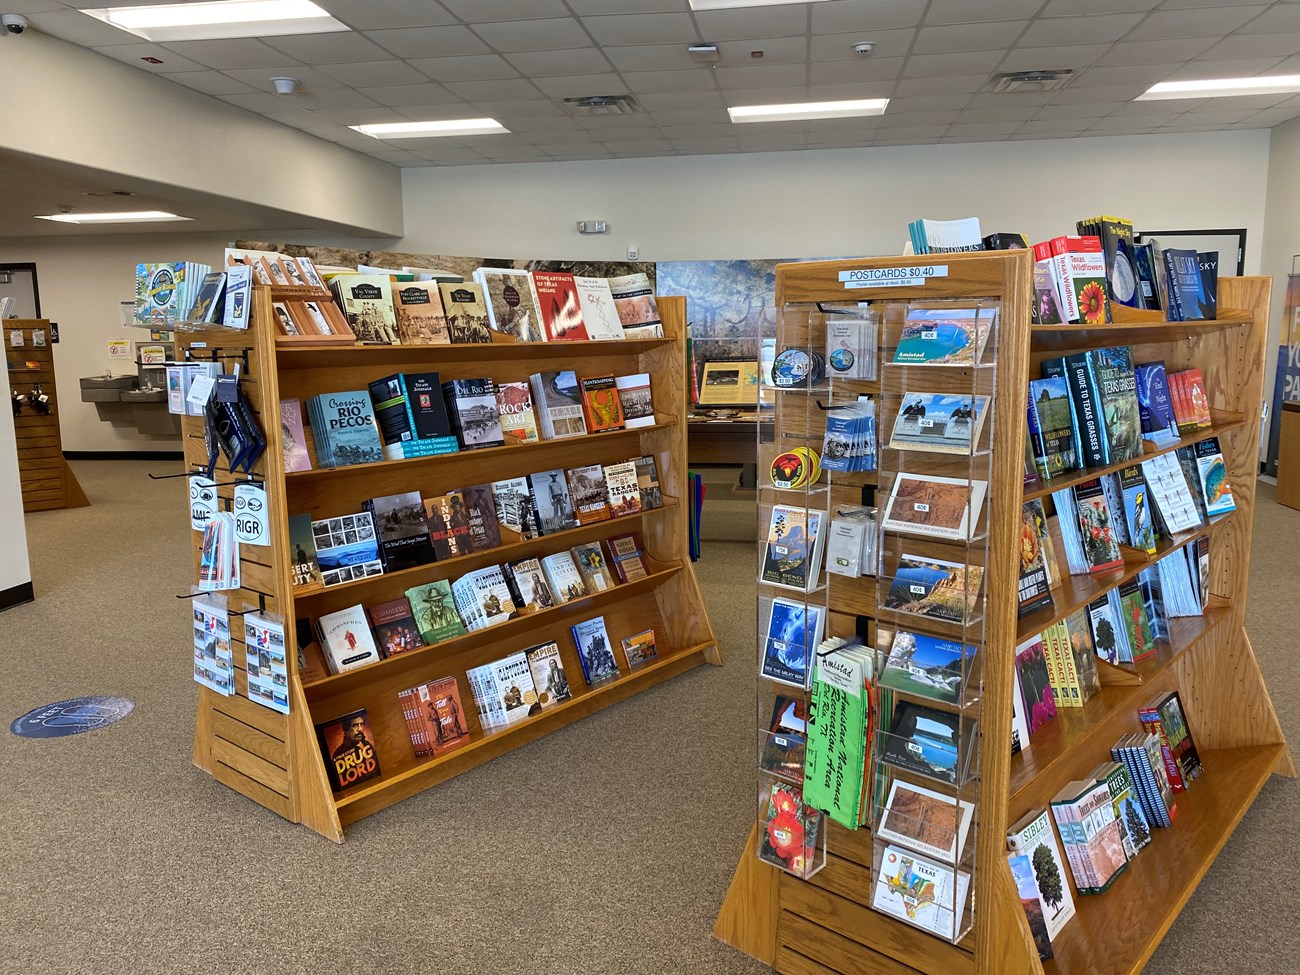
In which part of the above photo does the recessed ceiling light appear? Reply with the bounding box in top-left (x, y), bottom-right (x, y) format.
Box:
top-left (728, 98), bottom-right (889, 123)
top-left (82, 1), bottom-right (346, 42)
top-left (35, 211), bottom-right (193, 224)
top-left (1138, 75), bottom-right (1300, 100)
top-left (349, 118), bottom-right (510, 139)
top-left (689, 0), bottom-right (831, 9)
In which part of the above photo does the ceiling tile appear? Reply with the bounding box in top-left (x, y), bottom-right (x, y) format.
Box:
top-left (364, 26), bottom-right (490, 59)
top-left (1018, 14), bottom-right (1146, 47)
top-left (878, 110), bottom-right (962, 128)
top-left (1041, 0), bottom-right (1160, 13)
top-left (358, 83), bottom-right (465, 107)
top-left (441, 0), bottom-right (570, 21)
top-left (1240, 5), bottom-right (1300, 33)
top-left (903, 50), bottom-right (1005, 79)
top-left (952, 106), bottom-right (1035, 123)
top-left (1242, 107), bottom-right (1300, 125)
top-left (393, 102), bottom-right (479, 119)
top-left (1017, 117), bottom-right (1103, 134)
top-left (471, 17), bottom-right (591, 52)
top-left (604, 43), bottom-right (693, 72)
top-left (619, 68), bottom-right (719, 93)
top-left (735, 130), bottom-right (809, 147)
top-left (1163, 108), bottom-right (1259, 125)
top-left (892, 74), bottom-right (991, 98)
top-left (813, 0), bottom-right (928, 33)
top-left (1266, 53), bottom-right (1300, 74)
top-left (443, 78), bottom-right (546, 101)
top-left (1200, 33), bottom-right (1300, 60)
top-left (409, 146), bottom-right (488, 162)
top-left (1184, 92), bottom-right (1292, 111)
top-left (593, 126), bottom-right (669, 143)
top-left (221, 65), bottom-right (349, 91)
top-left (313, 105), bottom-right (408, 124)
top-left (809, 57), bottom-right (906, 85)
top-left (1087, 115), bottom-right (1180, 131)
top-left (804, 81), bottom-right (895, 101)
top-left (1110, 96), bottom-right (1210, 115)
top-left (316, 0), bottom-right (457, 30)
top-left (1126, 6), bottom-right (1269, 41)
top-left (912, 21), bottom-right (1027, 55)
top-left (531, 73), bottom-right (629, 98)
top-left (92, 43), bottom-right (207, 74)
top-left (1, 0), bottom-right (64, 11)
top-left (406, 55), bottom-right (519, 82)
top-left (996, 44), bottom-right (1111, 72)
top-left (652, 108), bottom-right (730, 125)
top-left (1097, 38), bottom-right (1218, 65)
top-left (1168, 57), bottom-right (1285, 76)
top-left (473, 98), bottom-right (568, 118)
top-left (218, 89), bottom-right (380, 114)
top-left (670, 138), bottom-right (741, 152)
top-left (715, 63), bottom-right (808, 90)
top-left (1050, 84), bottom-right (1149, 103)
top-left (26, 9), bottom-right (142, 45)
top-left (516, 130), bottom-right (599, 146)
top-left (504, 48), bottom-right (614, 77)
top-left (316, 60), bottom-right (428, 87)
top-left (262, 31), bottom-right (392, 64)
top-left (965, 90), bottom-right (1055, 106)
top-left (496, 114), bottom-right (583, 132)
top-left (156, 38), bottom-right (287, 70)
top-left (716, 37), bottom-right (809, 67)
top-left (260, 108), bottom-right (331, 128)
top-left (163, 71), bottom-right (259, 97)
top-left (633, 91), bottom-right (725, 112)
top-left (945, 120), bottom-right (1021, 136)
top-left (567, 0), bottom-right (686, 13)
top-left (660, 123), bottom-right (738, 140)
top-left (809, 28), bottom-right (916, 61)
top-left (582, 12), bottom-right (698, 46)
top-left (1161, 0), bottom-right (1286, 6)
top-left (1033, 101), bottom-right (1124, 118)
top-left (887, 94), bottom-right (974, 112)
top-left (1070, 63), bottom-right (1182, 88)
top-left (925, 0), bottom-right (1049, 24)
top-left (726, 85), bottom-right (821, 106)
top-left (576, 113), bottom-right (657, 129)
top-left (692, 6), bottom-right (809, 40)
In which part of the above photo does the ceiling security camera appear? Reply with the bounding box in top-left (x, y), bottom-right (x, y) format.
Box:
top-left (853, 42), bottom-right (874, 56)
top-left (2, 14), bottom-right (29, 34)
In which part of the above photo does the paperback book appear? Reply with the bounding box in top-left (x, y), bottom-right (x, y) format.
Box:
top-left (424, 493), bottom-right (474, 560)
top-left (311, 513), bottom-right (383, 587)
top-left (307, 390), bottom-right (384, 469)
top-left (603, 459), bottom-right (643, 519)
top-left (288, 513), bottom-right (321, 588)
top-left (529, 469), bottom-right (579, 534)
top-left (608, 272), bottom-right (664, 338)
top-left (443, 378), bottom-right (505, 450)
top-left (530, 370), bottom-right (588, 439)
top-left (405, 580), bottom-right (468, 646)
top-left (573, 275), bottom-right (625, 340)
top-left (368, 598), bottom-right (421, 657)
top-left (473, 267), bottom-right (544, 343)
top-left (616, 373), bottom-right (655, 428)
top-left (526, 641), bottom-right (572, 708)
top-left (1015, 636), bottom-right (1058, 735)
top-left (280, 399), bottom-right (312, 473)
top-left (328, 275), bottom-right (398, 344)
top-left (579, 374), bottom-right (625, 432)
top-left (620, 628), bottom-right (657, 669)
top-left (495, 380), bottom-right (540, 445)
top-left (362, 491), bottom-right (434, 572)
top-left (316, 709), bottom-right (381, 793)
top-left (532, 271), bottom-right (590, 341)
top-left (461, 483), bottom-right (501, 550)
top-left (567, 464), bottom-right (611, 524)
top-left (1193, 436), bottom-right (1235, 516)
top-left (634, 455), bottom-right (662, 510)
top-left (572, 616), bottom-right (620, 686)
top-left (392, 282), bottom-right (450, 344)
top-left (316, 604), bottom-right (382, 673)
top-left (1006, 808), bottom-right (1077, 941)
top-left (438, 282), bottom-right (491, 344)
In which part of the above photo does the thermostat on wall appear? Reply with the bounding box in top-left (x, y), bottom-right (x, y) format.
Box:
top-left (576, 220), bottom-right (608, 234)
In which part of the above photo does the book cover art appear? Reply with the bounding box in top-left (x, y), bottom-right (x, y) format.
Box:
top-left (893, 307), bottom-right (991, 366)
top-left (572, 541), bottom-right (617, 593)
top-left (602, 459), bottom-right (643, 520)
top-left (1101, 762), bottom-right (1152, 858)
top-left (1193, 437), bottom-right (1235, 516)
top-left (1120, 466), bottom-right (1156, 555)
top-left (880, 630), bottom-right (977, 706)
top-left (615, 373), bottom-right (655, 428)
top-left (295, 617), bottom-right (329, 685)
top-left (760, 505), bottom-right (820, 591)
top-left (474, 267), bottom-right (545, 342)
top-left (452, 567), bottom-right (515, 631)
top-left (532, 370), bottom-right (588, 438)
top-left (608, 272), bottom-right (663, 338)
top-left (567, 464), bottom-right (611, 524)
top-left (438, 282), bottom-right (491, 343)
top-left (879, 779), bottom-right (975, 863)
top-left (1032, 258), bottom-right (1065, 325)
top-left (1063, 609), bottom-right (1101, 704)
top-left (604, 533), bottom-right (649, 582)
top-left (1091, 346), bottom-right (1143, 464)
top-left (881, 473), bottom-right (987, 541)
top-left (316, 709), bottom-right (381, 792)
top-left (574, 275), bottom-right (625, 340)
top-left (889, 392), bottom-right (989, 455)
top-left (1167, 249), bottom-right (1209, 321)
top-left (444, 378), bottom-right (505, 450)
top-left (221, 264), bottom-right (252, 329)
top-left (314, 605), bottom-right (380, 677)
top-left (288, 513), bottom-right (321, 589)
top-left (402, 372), bottom-right (456, 444)
top-left (634, 455), bottom-right (662, 510)
top-left (541, 551), bottom-right (588, 603)
top-left (760, 694), bottom-right (807, 781)
top-left (620, 628), bottom-right (657, 669)
top-left (532, 271), bottom-right (591, 341)
top-left (1015, 637), bottom-right (1057, 734)
top-left (492, 476), bottom-right (540, 539)
top-left (1026, 377), bottom-right (1078, 479)
top-left (529, 469), bottom-right (579, 534)
top-left (368, 598), bottom-right (421, 657)
top-left (365, 491), bottom-right (434, 572)
top-left (405, 580), bottom-right (467, 646)
top-left (392, 282), bottom-right (450, 344)
top-left (495, 380), bottom-right (540, 445)
top-left (572, 616), bottom-right (620, 686)
top-left (188, 271), bottom-right (225, 324)
top-left (1197, 251), bottom-right (1219, 320)
top-left (579, 374), bottom-right (625, 432)
top-left (483, 651), bottom-right (540, 724)
top-left (1063, 236), bottom-right (1110, 324)
top-left (419, 677), bottom-right (470, 753)
top-left (1006, 808), bottom-right (1076, 940)
top-left (1018, 502), bottom-right (1054, 618)
top-left (311, 512), bottom-right (384, 587)
top-left (460, 483), bottom-right (501, 550)
top-left (526, 641), bottom-right (572, 708)
top-left (884, 555), bottom-right (985, 624)
top-left (1010, 853), bottom-right (1054, 961)
top-left (1154, 691), bottom-right (1204, 784)
top-left (761, 597), bottom-right (825, 688)
top-left (1087, 595), bottom-right (1126, 666)
top-left (1072, 479), bottom-right (1123, 572)
top-left (1119, 579), bottom-right (1156, 662)
top-left (424, 493), bottom-right (474, 560)
top-left (329, 275), bottom-right (398, 344)
top-left (1134, 361), bottom-right (1179, 444)
top-left (506, 555), bottom-right (555, 612)
top-left (308, 390), bottom-right (384, 469)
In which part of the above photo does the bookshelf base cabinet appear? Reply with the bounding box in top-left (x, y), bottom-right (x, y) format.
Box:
top-left (713, 257), bottom-right (1292, 975)
top-left (181, 289), bottom-right (717, 842)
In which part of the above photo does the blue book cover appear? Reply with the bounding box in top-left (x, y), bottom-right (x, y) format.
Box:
top-left (1193, 437), bottom-right (1236, 516)
top-left (308, 390), bottom-right (384, 469)
top-left (1197, 251), bottom-right (1219, 320)
top-left (1167, 249), bottom-right (1209, 321)
top-left (880, 630), bottom-right (977, 705)
top-left (1063, 353), bottom-right (1108, 467)
top-left (571, 616), bottom-right (620, 686)
top-left (1134, 362), bottom-right (1179, 445)
top-left (760, 597), bottom-right (825, 688)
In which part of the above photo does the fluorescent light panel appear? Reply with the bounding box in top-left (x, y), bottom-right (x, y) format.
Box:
top-left (83, 1), bottom-right (347, 42)
top-left (1138, 74), bottom-right (1300, 100)
top-left (350, 118), bottom-right (510, 139)
top-left (35, 211), bottom-right (193, 224)
top-left (690, 0), bottom-right (831, 9)
top-left (729, 98), bottom-right (889, 123)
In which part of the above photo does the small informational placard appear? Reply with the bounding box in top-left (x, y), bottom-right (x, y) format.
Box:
top-left (107, 336), bottom-right (132, 359)
top-left (139, 344), bottom-right (166, 365)
top-left (839, 266), bottom-right (949, 289)
top-left (244, 613), bottom-right (289, 713)
top-left (233, 482), bottom-right (269, 546)
top-left (186, 374), bottom-right (216, 409)
top-left (189, 475), bottom-right (218, 531)
top-left (193, 594), bottom-right (234, 697)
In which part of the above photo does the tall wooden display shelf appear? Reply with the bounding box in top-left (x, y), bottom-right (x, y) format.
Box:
top-left (178, 286), bottom-right (718, 842)
top-left (714, 252), bottom-right (1293, 975)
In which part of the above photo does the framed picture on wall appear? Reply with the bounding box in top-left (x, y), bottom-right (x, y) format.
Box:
top-left (697, 357), bottom-right (760, 407)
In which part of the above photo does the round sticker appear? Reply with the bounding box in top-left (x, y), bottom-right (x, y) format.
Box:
top-left (11, 696), bottom-right (135, 739)
top-left (829, 348), bottom-right (855, 372)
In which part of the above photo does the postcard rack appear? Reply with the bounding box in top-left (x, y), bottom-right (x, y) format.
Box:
top-left (177, 285), bottom-right (718, 842)
top-left (714, 251), bottom-right (1292, 975)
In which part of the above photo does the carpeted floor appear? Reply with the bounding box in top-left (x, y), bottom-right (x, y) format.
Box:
top-left (0, 461), bottom-right (1295, 975)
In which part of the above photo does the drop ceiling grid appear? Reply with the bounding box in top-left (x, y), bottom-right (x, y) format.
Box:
top-left (16, 0), bottom-right (1298, 163)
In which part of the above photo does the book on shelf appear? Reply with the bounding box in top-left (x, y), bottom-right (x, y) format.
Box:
top-left (460, 483), bottom-right (501, 550)
top-left (1175, 446), bottom-right (1210, 523)
top-left (607, 272), bottom-right (664, 338)
top-left (1112, 732), bottom-right (1177, 828)
top-left (572, 540), bottom-right (617, 593)
top-left (1051, 235), bottom-right (1110, 324)
top-left (1018, 501), bottom-right (1054, 618)
top-left (567, 464), bottom-right (611, 524)
top-left (443, 378), bottom-right (506, 450)
top-left (1015, 636), bottom-right (1058, 735)
top-left (220, 264), bottom-right (252, 330)
top-left (892, 305), bottom-right (992, 366)
top-left (1193, 436), bottom-right (1235, 516)
top-left (495, 380), bottom-right (540, 446)
top-left (492, 476), bottom-right (540, 540)
top-left (880, 699), bottom-right (977, 786)
top-left (634, 455), bottom-right (662, 511)
top-left (1090, 346), bottom-right (1143, 464)
top-left (572, 615), bottom-right (621, 686)
top-left (316, 709), bottom-right (381, 792)
top-left (1024, 498), bottom-right (1059, 586)
top-left (616, 373), bottom-right (655, 428)
top-left (1050, 777), bottom-right (1128, 895)
top-left (1042, 353), bottom-right (1106, 468)
top-left (367, 374), bottom-right (459, 461)
top-left (540, 550), bottom-right (588, 604)
top-left (1086, 592), bottom-right (1128, 667)
top-left (400, 677), bottom-right (469, 757)
top-left (573, 275), bottom-right (625, 340)
top-left (288, 513), bottom-right (321, 589)
top-left (1010, 853), bottom-right (1055, 961)
top-left (760, 597), bottom-right (825, 688)
top-left (530, 370), bottom-right (588, 439)
top-left (327, 274), bottom-right (399, 344)
top-left (525, 641), bottom-right (572, 708)
top-left (1197, 251), bottom-right (1220, 320)
top-left (604, 533), bottom-right (649, 582)
top-left (438, 282), bottom-right (491, 344)
top-left (1163, 249), bottom-right (1212, 321)
top-left (188, 271), bottom-right (225, 324)
top-left (878, 778), bottom-right (975, 863)
top-left (603, 459), bottom-right (643, 520)
top-left (1011, 665), bottom-right (1030, 756)
top-left (1071, 478), bottom-right (1124, 573)
top-left (872, 846), bottom-right (971, 941)
top-left (532, 270), bottom-right (591, 342)
top-left (1092, 760), bottom-right (1152, 860)
top-left (306, 390), bottom-right (384, 469)
top-left (1006, 808), bottom-right (1076, 943)
top-left (908, 215), bottom-right (983, 254)
top-left (529, 468), bottom-right (579, 535)
top-left (1117, 578), bottom-right (1156, 662)
top-left (1039, 621), bottom-right (1076, 709)
top-left (1117, 465), bottom-right (1157, 555)
top-left (1139, 452), bottom-right (1204, 535)
top-left (760, 693), bottom-right (807, 781)
top-left (1134, 361), bottom-right (1180, 446)
top-left (879, 629), bottom-right (976, 706)
top-left (883, 554), bottom-right (985, 624)
top-left (889, 392), bottom-right (990, 455)
top-left (579, 374), bottom-right (625, 432)
top-left (311, 512), bottom-right (384, 587)
top-left (504, 555), bottom-right (555, 613)
top-left (1031, 253), bottom-right (1066, 326)
top-left (473, 267), bottom-right (545, 343)
top-left (316, 604), bottom-right (382, 673)
top-left (362, 491), bottom-right (434, 572)
top-left (423, 492), bottom-right (474, 560)
top-left (295, 617), bottom-right (330, 684)
top-left (391, 281), bottom-right (451, 345)
top-left (760, 504), bottom-right (826, 592)
top-left (136, 261), bottom-right (211, 327)
top-left (469, 651), bottom-right (539, 728)
top-left (451, 566), bottom-right (515, 632)
top-left (881, 473), bottom-right (987, 541)
top-left (1139, 690), bottom-right (1204, 791)
top-left (1063, 609), bottom-right (1101, 704)
top-left (367, 597), bottom-right (421, 657)
top-left (620, 628), bottom-right (657, 669)
top-left (405, 580), bottom-right (468, 647)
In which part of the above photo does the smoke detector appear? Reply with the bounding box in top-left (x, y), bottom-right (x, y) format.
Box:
top-left (984, 69), bottom-right (1075, 93)
top-left (563, 95), bottom-right (639, 117)
top-left (272, 76), bottom-right (299, 95)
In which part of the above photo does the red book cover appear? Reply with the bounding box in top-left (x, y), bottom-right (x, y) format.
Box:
top-left (1138, 706), bottom-right (1187, 791)
top-left (579, 375), bottom-right (625, 432)
top-left (403, 676), bottom-right (469, 756)
top-left (315, 708), bottom-right (381, 792)
top-left (367, 598), bottom-right (421, 657)
top-left (531, 271), bottom-right (590, 342)
top-left (1169, 370), bottom-right (1197, 433)
top-left (1181, 368), bottom-right (1212, 428)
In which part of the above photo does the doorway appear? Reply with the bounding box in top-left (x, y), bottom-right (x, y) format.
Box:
top-left (0, 263), bottom-right (41, 319)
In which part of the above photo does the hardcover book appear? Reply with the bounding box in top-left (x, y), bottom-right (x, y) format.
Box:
top-left (328, 274), bottom-right (398, 344)
top-left (604, 533), bottom-right (649, 582)
top-left (1091, 346), bottom-right (1143, 464)
top-left (311, 512), bottom-right (384, 587)
top-left (443, 377), bottom-right (505, 450)
top-left (607, 272), bottom-right (664, 338)
top-left (1026, 377), bottom-right (1078, 479)
top-left (634, 455), bottom-right (662, 510)
top-left (306, 390), bottom-right (384, 469)
top-left (405, 580), bottom-right (467, 646)
top-left (760, 597), bottom-right (826, 688)
top-left (288, 513), bottom-right (321, 588)
top-left (880, 700), bottom-right (977, 785)
top-left (474, 267), bottom-right (544, 343)
top-left (602, 460), bottom-right (643, 520)
top-left (362, 491), bottom-right (434, 572)
top-left (424, 492), bottom-right (474, 560)
top-left (1006, 808), bottom-right (1077, 941)
top-left (883, 554), bottom-right (985, 624)
top-left (392, 282), bottom-right (450, 344)
top-left (878, 779), bottom-right (975, 862)
top-left (526, 641), bottom-right (571, 708)
top-left (368, 597), bottom-right (421, 657)
top-left (1134, 361), bottom-right (1179, 445)
top-left (529, 469), bottom-right (579, 534)
top-left (889, 392), bottom-right (989, 455)
top-left (881, 473), bottom-right (988, 541)
top-left (280, 399), bottom-right (311, 472)
top-left (760, 504), bottom-right (825, 592)
top-left (530, 370), bottom-right (588, 439)
top-left (495, 380), bottom-right (540, 445)
top-left (615, 373), bottom-right (655, 428)
top-left (620, 628), bottom-right (657, 669)
top-left (572, 541), bottom-right (618, 592)
top-left (567, 464), bottom-right (611, 524)
top-left (572, 616), bottom-right (620, 686)
top-left (574, 275), bottom-right (625, 340)
top-left (316, 604), bottom-right (382, 673)
top-left (316, 709), bottom-right (381, 793)
top-left (491, 476), bottom-right (540, 540)
top-left (880, 630), bottom-right (977, 706)
top-left (461, 483), bottom-right (502, 550)
top-left (532, 271), bottom-right (590, 341)
top-left (541, 551), bottom-right (588, 604)
top-left (892, 307), bottom-right (991, 366)
top-left (760, 694), bottom-right (807, 781)
top-left (579, 374), bottom-right (625, 432)
top-left (438, 282), bottom-right (491, 344)
top-left (1015, 636), bottom-right (1057, 734)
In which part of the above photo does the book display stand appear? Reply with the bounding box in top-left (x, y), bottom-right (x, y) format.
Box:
top-left (715, 251), bottom-right (1292, 975)
top-left (177, 285), bottom-right (718, 842)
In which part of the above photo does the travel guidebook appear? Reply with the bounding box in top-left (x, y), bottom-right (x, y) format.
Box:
top-left (892, 306), bottom-right (993, 367)
top-left (888, 393), bottom-right (989, 455)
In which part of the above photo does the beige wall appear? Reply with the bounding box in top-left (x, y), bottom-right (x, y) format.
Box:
top-left (0, 382), bottom-right (32, 595)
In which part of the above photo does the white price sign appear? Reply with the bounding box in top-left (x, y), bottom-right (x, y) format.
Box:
top-left (838, 266), bottom-right (948, 289)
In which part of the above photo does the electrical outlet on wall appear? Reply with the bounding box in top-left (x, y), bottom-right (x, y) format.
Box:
top-left (627, 243), bottom-right (639, 261)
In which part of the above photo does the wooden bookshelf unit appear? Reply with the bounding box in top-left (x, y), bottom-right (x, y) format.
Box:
top-left (713, 252), bottom-right (1292, 975)
top-left (178, 286), bottom-right (718, 842)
